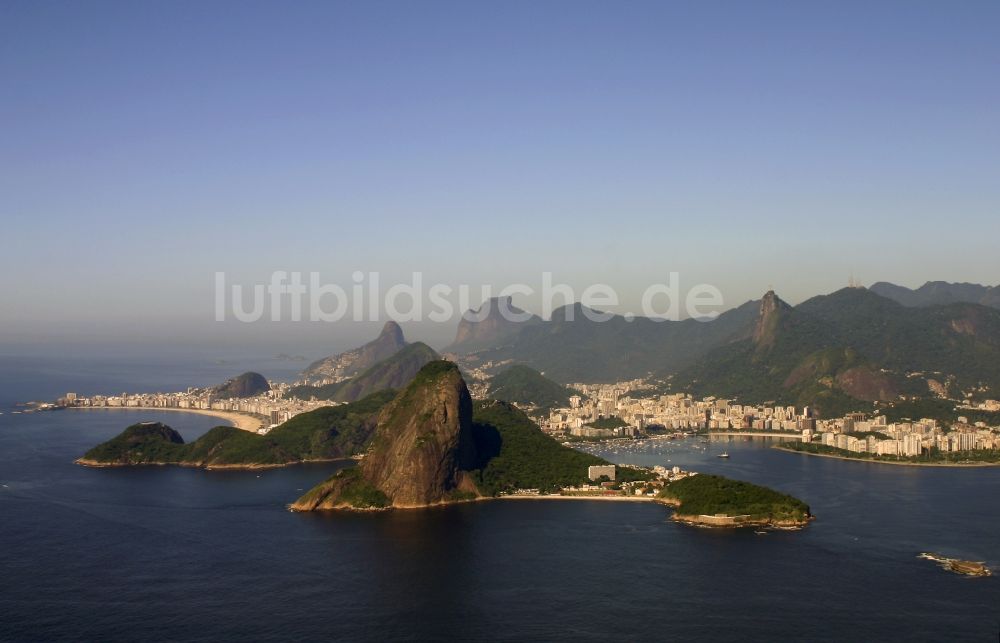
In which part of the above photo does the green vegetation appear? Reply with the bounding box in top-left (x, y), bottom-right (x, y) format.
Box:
top-left (470, 300), bottom-right (762, 383)
top-left (622, 385), bottom-right (671, 400)
top-left (781, 441), bottom-right (1000, 464)
top-left (675, 288), bottom-right (1000, 418)
top-left (658, 474), bottom-right (810, 522)
top-left (334, 467), bottom-right (390, 509)
top-left (584, 416), bottom-right (628, 430)
top-left (877, 398), bottom-right (1000, 426)
top-left (81, 422), bottom-right (189, 465)
top-left (847, 431), bottom-right (893, 441)
top-left (468, 400), bottom-right (651, 495)
top-left (79, 390), bottom-right (396, 467)
top-left (293, 466), bottom-right (390, 510)
top-left (289, 343), bottom-right (438, 403)
top-left (212, 372), bottom-right (270, 398)
top-left (487, 364), bottom-right (577, 411)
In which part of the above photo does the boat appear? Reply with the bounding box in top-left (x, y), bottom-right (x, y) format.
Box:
top-left (717, 452), bottom-right (730, 459)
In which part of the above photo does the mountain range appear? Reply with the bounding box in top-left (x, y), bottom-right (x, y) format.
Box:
top-left (452, 299), bottom-right (760, 383)
top-left (870, 281), bottom-right (1000, 310)
top-left (671, 288), bottom-right (1000, 416)
top-left (295, 280), bottom-right (1000, 418)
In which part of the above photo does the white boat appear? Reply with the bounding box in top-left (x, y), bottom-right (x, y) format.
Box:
top-left (717, 452), bottom-right (730, 458)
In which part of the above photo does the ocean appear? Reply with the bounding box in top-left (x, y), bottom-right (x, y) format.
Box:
top-left (1, 356), bottom-right (998, 641)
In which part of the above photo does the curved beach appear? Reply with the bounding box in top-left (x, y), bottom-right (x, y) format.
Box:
top-left (64, 406), bottom-right (261, 433)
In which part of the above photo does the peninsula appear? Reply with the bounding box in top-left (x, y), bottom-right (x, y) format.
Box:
top-left (76, 390), bottom-right (394, 469)
top-left (288, 362), bottom-right (812, 529)
top-left (78, 360), bottom-right (813, 529)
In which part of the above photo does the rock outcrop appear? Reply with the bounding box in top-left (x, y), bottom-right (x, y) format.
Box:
top-left (212, 372), bottom-right (270, 399)
top-left (751, 290), bottom-right (791, 351)
top-left (292, 361), bottom-right (481, 510)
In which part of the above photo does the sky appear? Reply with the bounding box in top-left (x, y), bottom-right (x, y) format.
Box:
top-left (2, 0), bottom-right (998, 357)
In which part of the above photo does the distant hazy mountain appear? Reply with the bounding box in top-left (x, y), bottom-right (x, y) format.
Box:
top-left (870, 281), bottom-right (1000, 310)
top-left (673, 288), bottom-right (1000, 417)
top-left (487, 365), bottom-right (577, 411)
top-left (212, 372), bottom-right (270, 399)
top-left (289, 342), bottom-right (440, 403)
top-left (454, 300), bottom-right (760, 383)
top-left (446, 296), bottom-right (542, 353)
top-left (303, 321), bottom-right (407, 380)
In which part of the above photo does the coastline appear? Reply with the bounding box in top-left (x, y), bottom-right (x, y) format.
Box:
top-left (773, 445), bottom-right (1000, 468)
top-left (497, 494), bottom-right (654, 503)
top-left (293, 493), bottom-right (812, 529)
top-left (76, 456), bottom-right (352, 471)
top-left (64, 405), bottom-right (261, 433)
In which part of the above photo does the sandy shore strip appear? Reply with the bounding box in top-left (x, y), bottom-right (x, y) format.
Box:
top-left (64, 406), bottom-right (262, 433)
top-left (773, 445), bottom-right (1000, 467)
top-left (498, 494), bottom-right (656, 502)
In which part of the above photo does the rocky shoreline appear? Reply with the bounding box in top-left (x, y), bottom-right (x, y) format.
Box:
top-left (290, 491), bottom-right (813, 530)
top-left (656, 496), bottom-right (812, 529)
top-left (75, 457), bottom-right (351, 471)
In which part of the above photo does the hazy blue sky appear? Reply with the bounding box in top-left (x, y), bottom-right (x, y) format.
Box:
top-left (2, 1), bottom-right (998, 355)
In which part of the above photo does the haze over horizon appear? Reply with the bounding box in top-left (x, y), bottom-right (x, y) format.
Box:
top-left (2, 1), bottom-right (998, 356)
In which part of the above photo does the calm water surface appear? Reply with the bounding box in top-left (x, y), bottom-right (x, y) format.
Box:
top-left (1, 358), bottom-right (998, 641)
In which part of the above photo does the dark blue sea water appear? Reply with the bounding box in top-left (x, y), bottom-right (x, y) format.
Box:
top-left (1, 357), bottom-right (999, 641)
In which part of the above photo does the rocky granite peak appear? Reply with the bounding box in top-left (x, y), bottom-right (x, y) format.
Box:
top-left (291, 361), bottom-right (480, 510)
top-left (752, 290), bottom-right (790, 351)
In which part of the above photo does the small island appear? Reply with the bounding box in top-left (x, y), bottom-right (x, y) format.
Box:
top-left (656, 474), bottom-right (812, 529)
top-left (918, 553), bottom-right (992, 577)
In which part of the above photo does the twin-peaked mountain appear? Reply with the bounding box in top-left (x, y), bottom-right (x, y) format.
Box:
top-left (446, 296), bottom-right (542, 353)
top-left (303, 321), bottom-right (408, 381)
